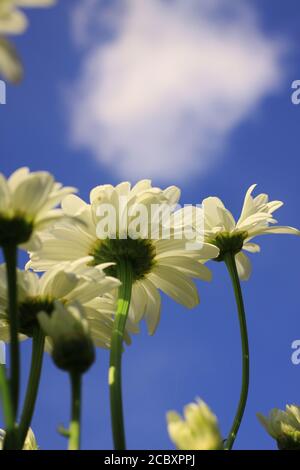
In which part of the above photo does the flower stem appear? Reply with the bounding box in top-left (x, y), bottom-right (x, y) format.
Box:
top-left (2, 243), bottom-right (19, 420)
top-left (224, 252), bottom-right (249, 450)
top-left (0, 364), bottom-right (14, 432)
top-left (0, 364), bottom-right (17, 449)
top-left (68, 372), bottom-right (82, 450)
top-left (18, 327), bottom-right (45, 449)
top-left (109, 259), bottom-right (133, 450)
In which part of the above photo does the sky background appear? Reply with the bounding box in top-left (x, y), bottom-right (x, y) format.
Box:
top-left (0, 0), bottom-right (300, 450)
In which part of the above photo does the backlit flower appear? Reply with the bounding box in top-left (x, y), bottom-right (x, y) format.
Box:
top-left (0, 167), bottom-right (76, 249)
top-left (201, 184), bottom-right (299, 280)
top-left (257, 405), bottom-right (300, 450)
top-left (167, 399), bottom-right (223, 450)
top-left (0, 259), bottom-right (120, 348)
top-left (27, 181), bottom-right (219, 334)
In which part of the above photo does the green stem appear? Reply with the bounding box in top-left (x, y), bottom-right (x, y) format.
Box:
top-left (68, 372), bottom-right (82, 450)
top-left (224, 252), bottom-right (249, 450)
top-left (0, 364), bottom-right (14, 432)
top-left (18, 327), bottom-right (45, 449)
top-left (109, 260), bottom-right (133, 450)
top-left (0, 364), bottom-right (17, 450)
top-left (2, 243), bottom-right (19, 421)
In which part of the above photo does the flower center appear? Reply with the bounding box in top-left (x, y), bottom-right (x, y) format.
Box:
top-left (18, 296), bottom-right (55, 337)
top-left (89, 237), bottom-right (156, 282)
top-left (0, 213), bottom-right (33, 246)
top-left (209, 231), bottom-right (248, 262)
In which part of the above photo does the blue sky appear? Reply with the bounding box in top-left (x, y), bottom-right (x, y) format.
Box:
top-left (0, 0), bottom-right (300, 450)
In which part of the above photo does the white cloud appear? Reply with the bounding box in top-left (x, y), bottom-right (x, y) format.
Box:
top-left (68, 0), bottom-right (284, 183)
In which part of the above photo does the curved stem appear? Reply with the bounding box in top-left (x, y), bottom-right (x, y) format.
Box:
top-left (224, 252), bottom-right (249, 450)
top-left (109, 259), bottom-right (133, 450)
top-left (68, 372), bottom-right (82, 450)
top-left (2, 243), bottom-right (19, 421)
top-left (18, 327), bottom-right (45, 449)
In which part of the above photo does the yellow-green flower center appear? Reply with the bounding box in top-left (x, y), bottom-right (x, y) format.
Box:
top-left (89, 237), bottom-right (156, 282)
top-left (209, 231), bottom-right (248, 262)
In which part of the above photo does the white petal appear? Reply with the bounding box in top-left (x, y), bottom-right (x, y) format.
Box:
top-left (12, 172), bottom-right (54, 216)
top-left (15, 1), bottom-right (56, 6)
top-left (163, 186), bottom-right (181, 205)
top-left (265, 200), bottom-right (283, 214)
top-left (40, 270), bottom-right (78, 299)
top-left (62, 194), bottom-right (88, 215)
top-left (237, 184), bottom-right (257, 225)
top-left (255, 226), bottom-right (300, 236)
top-left (202, 196), bottom-right (227, 229)
top-left (243, 242), bottom-right (261, 253)
top-left (237, 212), bottom-right (274, 231)
top-left (149, 266), bottom-right (199, 308)
top-left (0, 7), bottom-right (27, 35)
top-left (131, 180), bottom-right (151, 196)
top-left (157, 256), bottom-right (212, 281)
top-left (128, 282), bottom-right (147, 324)
top-left (140, 279), bottom-right (161, 335)
top-left (7, 167), bottom-right (29, 190)
top-left (216, 206), bottom-right (236, 231)
top-left (0, 173), bottom-right (10, 209)
top-left (235, 252), bottom-right (252, 281)
top-left (0, 38), bottom-right (23, 83)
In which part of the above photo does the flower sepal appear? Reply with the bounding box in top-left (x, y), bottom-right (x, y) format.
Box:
top-left (209, 231), bottom-right (248, 262)
top-left (0, 214), bottom-right (33, 246)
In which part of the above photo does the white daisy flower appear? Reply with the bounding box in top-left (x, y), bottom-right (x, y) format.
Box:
top-left (202, 184), bottom-right (299, 280)
top-left (0, 259), bottom-right (120, 348)
top-left (27, 180), bottom-right (219, 334)
top-left (0, 167), bottom-right (76, 250)
top-left (257, 405), bottom-right (300, 450)
top-left (167, 399), bottom-right (223, 450)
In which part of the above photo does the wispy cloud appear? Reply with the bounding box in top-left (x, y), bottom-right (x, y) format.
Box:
top-left (68, 0), bottom-right (284, 182)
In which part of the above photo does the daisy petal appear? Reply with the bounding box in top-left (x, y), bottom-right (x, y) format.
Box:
top-left (235, 252), bottom-right (252, 281)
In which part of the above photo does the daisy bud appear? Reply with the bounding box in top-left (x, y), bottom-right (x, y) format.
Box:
top-left (257, 405), bottom-right (300, 450)
top-left (167, 399), bottom-right (223, 450)
top-left (38, 301), bottom-right (95, 374)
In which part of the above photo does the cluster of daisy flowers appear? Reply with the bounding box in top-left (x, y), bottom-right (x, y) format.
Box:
top-left (0, 167), bottom-right (299, 451)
